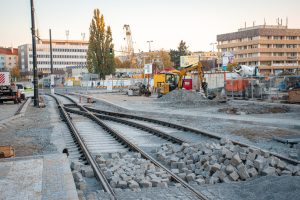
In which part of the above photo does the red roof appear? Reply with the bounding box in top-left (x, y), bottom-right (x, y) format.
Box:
top-left (0, 48), bottom-right (18, 55)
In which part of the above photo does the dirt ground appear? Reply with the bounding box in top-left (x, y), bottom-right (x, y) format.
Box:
top-left (231, 127), bottom-right (299, 140)
top-left (0, 100), bottom-right (57, 157)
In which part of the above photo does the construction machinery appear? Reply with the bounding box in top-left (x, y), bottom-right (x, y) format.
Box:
top-left (153, 62), bottom-right (207, 95)
top-left (0, 71), bottom-right (21, 104)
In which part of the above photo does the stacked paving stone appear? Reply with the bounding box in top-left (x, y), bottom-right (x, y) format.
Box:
top-left (95, 152), bottom-right (174, 191)
top-left (154, 139), bottom-right (300, 185)
top-left (70, 161), bottom-right (98, 200)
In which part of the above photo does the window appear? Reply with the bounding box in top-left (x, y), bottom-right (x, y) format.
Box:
top-left (274, 36), bottom-right (283, 40)
top-left (273, 52), bottom-right (284, 56)
top-left (286, 36), bottom-right (297, 40)
top-left (286, 44), bottom-right (296, 48)
top-left (274, 44), bottom-right (284, 48)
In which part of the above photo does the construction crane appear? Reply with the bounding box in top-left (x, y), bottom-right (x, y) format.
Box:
top-left (123, 24), bottom-right (134, 60)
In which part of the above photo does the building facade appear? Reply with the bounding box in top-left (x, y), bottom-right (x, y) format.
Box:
top-left (18, 39), bottom-right (88, 74)
top-left (217, 24), bottom-right (300, 75)
top-left (0, 47), bottom-right (18, 71)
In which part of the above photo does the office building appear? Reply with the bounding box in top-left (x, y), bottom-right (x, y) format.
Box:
top-left (217, 24), bottom-right (300, 75)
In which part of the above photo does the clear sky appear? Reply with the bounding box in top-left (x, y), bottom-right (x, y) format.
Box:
top-left (1, 0), bottom-right (300, 52)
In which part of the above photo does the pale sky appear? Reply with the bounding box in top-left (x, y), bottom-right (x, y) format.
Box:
top-left (1, 0), bottom-right (300, 52)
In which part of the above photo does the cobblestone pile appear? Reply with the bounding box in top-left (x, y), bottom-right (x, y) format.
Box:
top-left (95, 152), bottom-right (174, 191)
top-left (157, 90), bottom-right (207, 102)
top-left (154, 139), bottom-right (300, 185)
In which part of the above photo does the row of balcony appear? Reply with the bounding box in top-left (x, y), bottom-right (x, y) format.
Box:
top-left (217, 39), bottom-right (300, 48)
top-left (235, 56), bottom-right (300, 62)
top-left (221, 48), bottom-right (300, 54)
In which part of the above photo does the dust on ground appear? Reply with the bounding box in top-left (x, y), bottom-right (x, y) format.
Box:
top-left (231, 127), bottom-right (299, 140)
top-left (218, 104), bottom-right (290, 115)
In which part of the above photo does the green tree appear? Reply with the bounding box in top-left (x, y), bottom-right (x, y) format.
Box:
top-left (169, 40), bottom-right (189, 68)
top-left (104, 26), bottom-right (115, 75)
top-left (87, 9), bottom-right (115, 79)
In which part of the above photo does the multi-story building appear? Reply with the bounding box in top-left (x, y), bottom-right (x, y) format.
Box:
top-left (0, 47), bottom-right (18, 71)
top-left (217, 24), bottom-right (300, 75)
top-left (18, 39), bottom-right (88, 75)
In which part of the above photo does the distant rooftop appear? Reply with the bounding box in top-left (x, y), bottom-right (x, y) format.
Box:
top-left (40, 39), bottom-right (88, 45)
top-left (238, 24), bottom-right (288, 32)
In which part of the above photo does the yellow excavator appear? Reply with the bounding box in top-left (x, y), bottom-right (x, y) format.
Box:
top-left (153, 62), bottom-right (207, 95)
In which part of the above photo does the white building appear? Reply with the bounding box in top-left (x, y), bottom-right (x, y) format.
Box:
top-left (18, 39), bottom-right (88, 74)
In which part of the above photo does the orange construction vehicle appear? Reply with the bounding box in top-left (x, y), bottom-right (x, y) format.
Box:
top-left (153, 62), bottom-right (207, 95)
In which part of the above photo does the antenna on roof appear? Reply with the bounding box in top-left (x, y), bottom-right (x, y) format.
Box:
top-left (81, 33), bottom-right (85, 41)
top-left (264, 18), bottom-right (266, 26)
top-left (65, 30), bottom-right (69, 41)
top-left (245, 21), bottom-right (246, 28)
top-left (286, 17), bottom-right (288, 27)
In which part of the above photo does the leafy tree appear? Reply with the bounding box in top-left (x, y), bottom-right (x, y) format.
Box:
top-left (104, 26), bottom-right (115, 74)
top-left (11, 66), bottom-right (20, 80)
top-left (87, 9), bottom-right (115, 79)
top-left (158, 49), bottom-right (172, 68)
top-left (169, 40), bottom-right (190, 68)
top-left (178, 40), bottom-right (189, 56)
top-left (114, 57), bottom-right (123, 68)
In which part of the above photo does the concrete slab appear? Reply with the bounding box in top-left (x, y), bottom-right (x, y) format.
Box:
top-left (0, 153), bottom-right (78, 200)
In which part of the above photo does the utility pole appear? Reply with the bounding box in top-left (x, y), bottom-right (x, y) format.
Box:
top-left (30, 0), bottom-right (39, 107)
top-left (49, 29), bottom-right (54, 94)
top-left (49, 29), bottom-right (53, 74)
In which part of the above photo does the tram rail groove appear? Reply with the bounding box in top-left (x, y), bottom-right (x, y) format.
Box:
top-left (56, 93), bottom-right (209, 200)
top-left (48, 94), bottom-right (117, 199)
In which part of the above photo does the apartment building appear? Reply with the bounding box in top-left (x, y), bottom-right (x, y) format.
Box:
top-left (18, 39), bottom-right (88, 74)
top-left (0, 47), bottom-right (18, 70)
top-left (217, 24), bottom-right (300, 75)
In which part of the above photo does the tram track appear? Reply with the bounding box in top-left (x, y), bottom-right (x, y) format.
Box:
top-left (51, 93), bottom-right (209, 200)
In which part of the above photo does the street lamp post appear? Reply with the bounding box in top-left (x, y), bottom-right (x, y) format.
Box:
top-left (210, 42), bottom-right (217, 53)
top-left (210, 42), bottom-right (217, 69)
top-left (147, 40), bottom-right (153, 52)
top-left (30, 0), bottom-right (39, 107)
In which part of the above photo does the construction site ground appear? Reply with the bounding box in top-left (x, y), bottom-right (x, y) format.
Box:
top-left (0, 90), bottom-right (299, 200)
top-left (78, 91), bottom-right (300, 160)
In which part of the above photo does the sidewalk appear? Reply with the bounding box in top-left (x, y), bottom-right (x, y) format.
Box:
top-left (0, 154), bottom-right (78, 200)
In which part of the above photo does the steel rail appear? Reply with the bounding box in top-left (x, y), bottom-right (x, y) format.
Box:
top-left (64, 106), bottom-right (190, 144)
top-left (55, 93), bottom-right (299, 165)
top-left (48, 94), bottom-right (117, 199)
top-left (83, 106), bottom-right (300, 165)
top-left (61, 96), bottom-right (208, 200)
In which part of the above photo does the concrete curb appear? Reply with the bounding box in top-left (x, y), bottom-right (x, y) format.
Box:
top-left (0, 98), bottom-right (31, 126)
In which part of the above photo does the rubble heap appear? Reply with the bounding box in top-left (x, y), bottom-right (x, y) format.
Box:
top-left (157, 90), bottom-right (207, 102)
top-left (154, 139), bottom-right (300, 185)
top-left (95, 152), bottom-right (173, 191)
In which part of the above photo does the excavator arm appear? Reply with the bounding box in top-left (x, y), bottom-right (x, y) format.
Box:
top-left (176, 62), bottom-right (207, 95)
